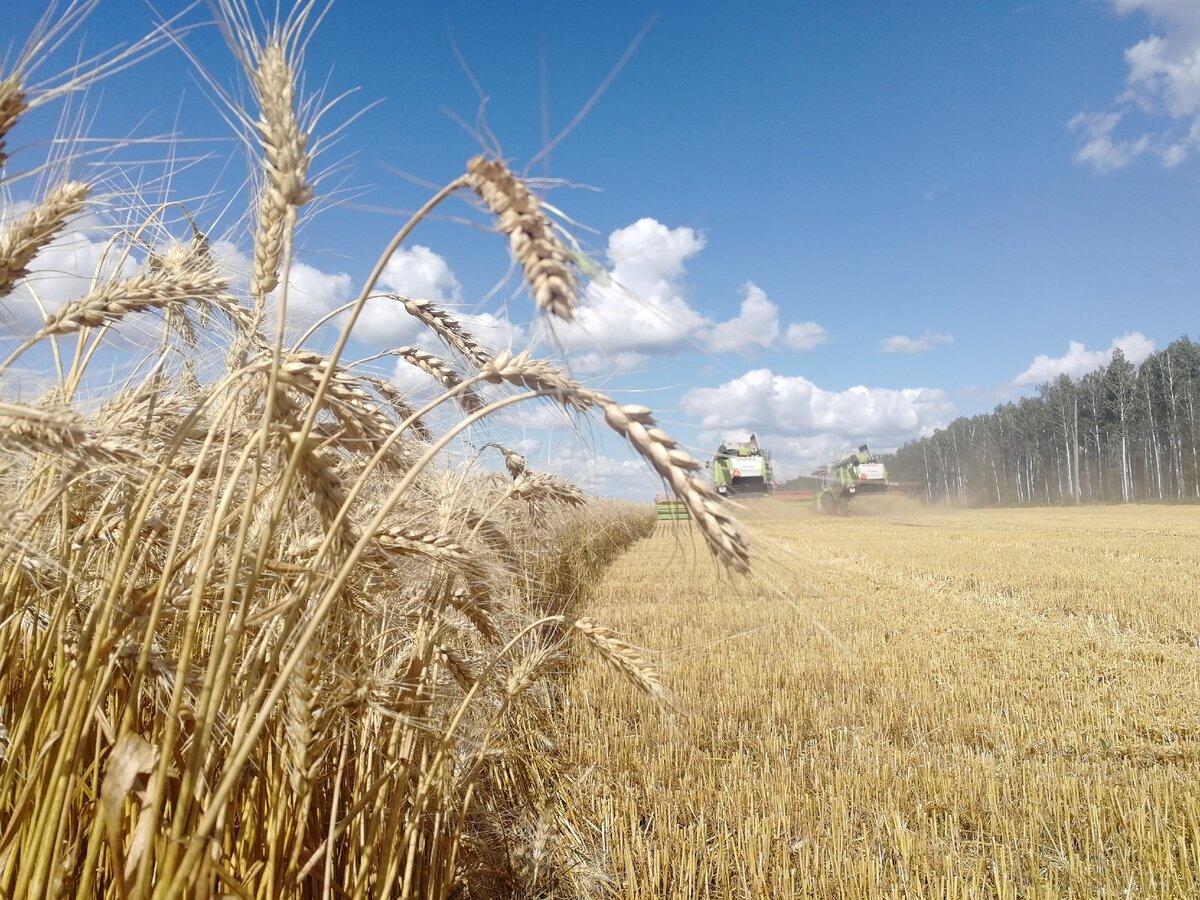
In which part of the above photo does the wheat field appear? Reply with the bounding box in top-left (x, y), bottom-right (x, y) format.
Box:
top-left (0, 4), bottom-right (747, 896)
top-left (5, 4), bottom-right (1199, 898)
top-left (563, 503), bottom-right (1200, 899)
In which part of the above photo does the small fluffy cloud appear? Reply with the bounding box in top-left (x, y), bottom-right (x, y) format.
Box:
top-left (554, 222), bottom-right (826, 360)
top-left (682, 368), bottom-right (954, 473)
top-left (1069, 111), bottom-right (1153, 171)
top-left (570, 350), bottom-right (650, 378)
top-left (1113, 330), bottom-right (1157, 361)
top-left (278, 262), bottom-right (354, 325)
top-left (557, 218), bottom-right (708, 353)
top-left (380, 243), bottom-right (463, 300)
top-left (210, 241), bottom-right (355, 338)
top-left (703, 282), bottom-right (779, 354)
top-left (878, 331), bottom-right (955, 354)
top-left (1073, 1), bottom-right (1200, 169)
top-left (785, 321), bottom-right (830, 352)
top-left (357, 245), bottom-right (464, 345)
top-left (1013, 331), bottom-right (1156, 385)
top-left (460, 311), bottom-right (525, 351)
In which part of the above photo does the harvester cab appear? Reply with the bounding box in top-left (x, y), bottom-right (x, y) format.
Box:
top-left (815, 444), bottom-right (889, 514)
top-left (710, 434), bottom-right (775, 497)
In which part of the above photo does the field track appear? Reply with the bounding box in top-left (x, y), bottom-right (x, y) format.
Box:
top-left (566, 503), bottom-right (1200, 899)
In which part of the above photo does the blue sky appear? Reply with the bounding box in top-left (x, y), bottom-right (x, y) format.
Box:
top-left (5, 0), bottom-right (1200, 495)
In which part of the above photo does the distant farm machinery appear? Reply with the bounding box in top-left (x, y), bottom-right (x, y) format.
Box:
top-left (653, 438), bottom-right (890, 519)
top-left (709, 434), bottom-right (775, 497)
top-left (813, 445), bottom-right (890, 515)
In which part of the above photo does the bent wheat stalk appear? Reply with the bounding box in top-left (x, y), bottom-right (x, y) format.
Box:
top-left (397, 296), bottom-right (495, 369)
top-left (466, 155), bottom-right (579, 321)
top-left (0, 181), bottom-right (90, 299)
top-left (390, 346), bottom-right (482, 412)
top-left (0, 74), bottom-right (27, 170)
top-left (479, 351), bottom-right (750, 572)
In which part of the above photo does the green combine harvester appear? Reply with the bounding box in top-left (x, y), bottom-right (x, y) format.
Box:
top-left (710, 434), bottom-right (775, 497)
top-left (814, 444), bottom-right (889, 514)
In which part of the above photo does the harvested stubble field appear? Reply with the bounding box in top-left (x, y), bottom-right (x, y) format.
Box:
top-left (564, 503), bottom-right (1200, 899)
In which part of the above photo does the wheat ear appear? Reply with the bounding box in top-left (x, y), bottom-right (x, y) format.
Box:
top-left (396, 296), bottom-right (494, 368)
top-left (0, 74), bottom-right (27, 171)
top-left (390, 346), bottom-right (482, 412)
top-left (599, 398), bottom-right (750, 572)
top-left (511, 471), bottom-right (587, 508)
top-left (375, 524), bottom-right (485, 580)
top-left (0, 402), bottom-right (132, 464)
top-left (466, 156), bottom-right (578, 321)
top-left (480, 350), bottom-right (596, 412)
top-left (37, 250), bottom-right (227, 339)
top-left (486, 442), bottom-right (527, 479)
top-left (250, 40), bottom-right (312, 300)
top-left (0, 181), bottom-right (90, 299)
top-left (480, 351), bottom-right (750, 571)
top-left (362, 374), bottom-right (432, 442)
top-left (572, 617), bottom-right (672, 708)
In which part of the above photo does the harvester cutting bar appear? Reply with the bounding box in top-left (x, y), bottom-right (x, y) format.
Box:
top-left (655, 495), bottom-right (690, 521)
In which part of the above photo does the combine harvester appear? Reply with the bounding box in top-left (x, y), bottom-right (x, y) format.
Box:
top-left (709, 434), bottom-right (775, 497)
top-left (814, 444), bottom-right (889, 515)
top-left (657, 434), bottom-right (774, 520)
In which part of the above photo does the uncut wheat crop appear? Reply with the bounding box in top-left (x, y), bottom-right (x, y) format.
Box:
top-left (564, 503), bottom-right (1200, 899)
top-left (0, 3), bottom-right (747, 897)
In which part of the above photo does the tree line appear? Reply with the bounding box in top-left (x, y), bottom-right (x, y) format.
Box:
top-left (884, 336), bottom-right (1200, 506)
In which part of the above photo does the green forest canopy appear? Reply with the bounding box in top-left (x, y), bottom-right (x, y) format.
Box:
top-left (884, 336), bottom-right (1200, 506)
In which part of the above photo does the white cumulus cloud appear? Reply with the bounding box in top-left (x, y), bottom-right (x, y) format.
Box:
top-left (1074, 1), bottom-right (1200, 169)
top-left (703, 282), bottom-right (779, 354)
top-left (784, 320), bottom-right (830, 352)
top-left (556, 218), bottom-right (707, 354)
top-left (1013, 331), bottom-right (1156, 385)
top-left (569, 350), bottom-right (651, 378)
top-left (357, 245), bottom-right (464, 345)
top-left (209, 241), bottom-right (355, 339)
top-left (878, 331), bottom-right (955, 354)
top-left (552, 221), bottom-right (826, 361)
top-left (278, 262), bottom-right (354, 325)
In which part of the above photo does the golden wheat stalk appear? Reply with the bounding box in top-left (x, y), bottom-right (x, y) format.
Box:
top-left (375, 523), bottom-right (485, 578)
top-left (361, 374), bottom-right (432, 441)
top-left (599, 398), bottom-right (750, 572)
top-left (0, 181), bottom-right (90, 299)
top-left (480, 349), bottom-right (595, 411)
top-left (571, 617), bottom-right (672, 708)
top-left (486, 442), bottom-right (528, 480)
top-left (447, 586), bottom-right (500, 644)
top-left (36, 251), bottom-right (227, 339)
top-left (248, 40), bottom-right (313, 299)
top-left (466, 156), bottom-right (579, 321)
top-left (511, 472), bottom-right (587, 508)
top-left (480, 351), bottom-right (750, 571)
top-left (390, 346), bottom-right (483, 412)
top-left (0, 74), bottom-right (27, 170)
top-left (0, 401), bottom-right (133, 464)
top-left (397, 296), bottom-right (495, 368)
top-left (265, 351), bottom-right (411, 465)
